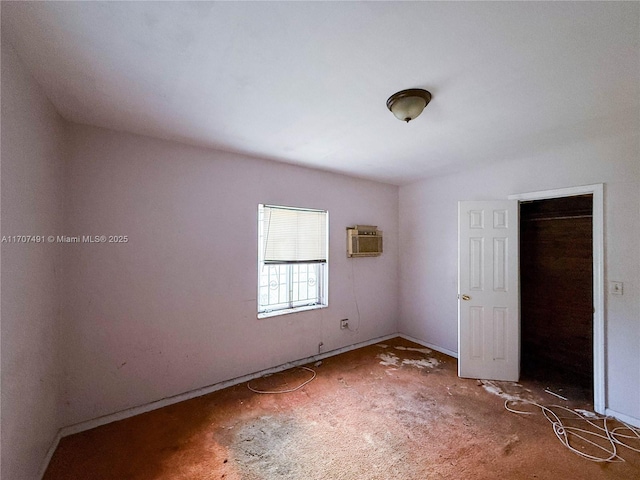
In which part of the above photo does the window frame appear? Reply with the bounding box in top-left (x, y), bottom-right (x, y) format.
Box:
top-left (257, 204), bottom-right (329, 318)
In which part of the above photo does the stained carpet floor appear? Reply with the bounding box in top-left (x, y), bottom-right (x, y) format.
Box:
top-left (44, 337), bottom-right (640, 479)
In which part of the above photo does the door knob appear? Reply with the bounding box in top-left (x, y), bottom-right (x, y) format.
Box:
top-left (461, 294), bottom-right (471, 301)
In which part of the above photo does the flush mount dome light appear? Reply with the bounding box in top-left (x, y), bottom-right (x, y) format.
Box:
top-left (386, 88), bottom-right (432, 123)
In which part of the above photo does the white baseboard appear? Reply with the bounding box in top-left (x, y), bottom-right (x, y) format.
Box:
top-left (605, 408), bottom-right (640, 428)
top-left (398, 333), bottom-right (458, 358)
top-left (38, 430), bottom-right (62, 479)
top-left (59, 333), bottom-right (398, 439)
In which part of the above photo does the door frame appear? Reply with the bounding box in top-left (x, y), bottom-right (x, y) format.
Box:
top-left (509, 184), bottom-right (604, 414)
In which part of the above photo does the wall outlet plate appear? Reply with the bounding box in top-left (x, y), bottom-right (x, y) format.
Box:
top-left (340, 319), bottom-right (349, 329)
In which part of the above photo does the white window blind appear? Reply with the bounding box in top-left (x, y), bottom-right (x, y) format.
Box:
top-left (262, 205), bottom-right (327, 264)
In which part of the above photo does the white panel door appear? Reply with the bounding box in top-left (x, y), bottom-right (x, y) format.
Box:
top-left (458, 201), bottom-right (519, 381)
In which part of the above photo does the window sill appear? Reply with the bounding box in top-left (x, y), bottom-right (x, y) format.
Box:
top-left (258, 304), bottom-right (327, 319)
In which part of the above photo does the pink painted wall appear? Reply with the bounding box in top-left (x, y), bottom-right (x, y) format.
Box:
top-left (398, 129), bottom-right (640, 422)
top-left (1, 42), bottom-right (67, 479)
top-left (62, 125), bottom-right (399, 425)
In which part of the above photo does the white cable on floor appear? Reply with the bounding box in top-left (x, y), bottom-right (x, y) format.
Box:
top-left (611, 425), bottom-right (640, 453)
top-left (505, 399), bottom-right (640, 463)
top-left (247, 366), bottom-right (316, 394)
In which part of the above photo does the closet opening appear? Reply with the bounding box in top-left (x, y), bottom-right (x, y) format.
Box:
top-left (520, 194), bottom-right (594, 401)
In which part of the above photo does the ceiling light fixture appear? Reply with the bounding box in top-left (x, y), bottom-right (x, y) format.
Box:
top-left (386, 88), bottom-right (432, 123)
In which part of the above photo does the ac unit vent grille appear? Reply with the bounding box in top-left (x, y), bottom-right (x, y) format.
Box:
top-left (347, 226), bottom-right (383, 257)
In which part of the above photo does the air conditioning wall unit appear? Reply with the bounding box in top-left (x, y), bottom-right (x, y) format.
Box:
top-left (347, 225), bottom-right (383, 257)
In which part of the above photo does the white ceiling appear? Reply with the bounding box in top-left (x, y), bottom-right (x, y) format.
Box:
top-left (2, 1), bottom-right (638, 185)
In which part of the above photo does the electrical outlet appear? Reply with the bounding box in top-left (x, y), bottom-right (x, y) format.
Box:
top-left (340, 319), bottom-right (349, 330)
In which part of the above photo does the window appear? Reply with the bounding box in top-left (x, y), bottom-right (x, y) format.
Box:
top-left (258, 204), bottom-right (328, 317)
